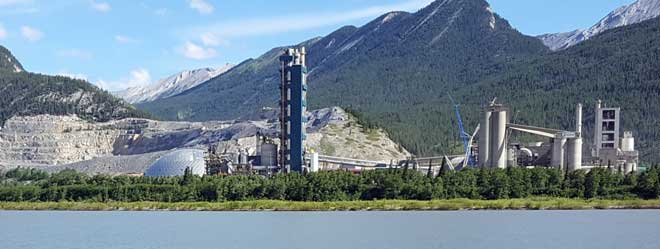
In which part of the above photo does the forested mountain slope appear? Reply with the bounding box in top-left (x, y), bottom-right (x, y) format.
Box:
top-left (139, 0), bottom-right (660, 163)
top-left (138, 0), bottom-right (549, 154)
top-left (0, 45), bottom-right (150, 125)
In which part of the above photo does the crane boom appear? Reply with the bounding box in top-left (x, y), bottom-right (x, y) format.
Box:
top-left (448, 95), bottom-right (475, 167)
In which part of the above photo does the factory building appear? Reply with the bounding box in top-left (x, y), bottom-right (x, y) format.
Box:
top-left (194, 47), bottom-right (642, 176)
top-left (593, 100), bottom-right (621, 156)
top-left (591, 101), bottom-right (639, 173)
top-left (201, 47), bottom-right (322, 176)
top-left (476, 100), bottom-right (639, 174)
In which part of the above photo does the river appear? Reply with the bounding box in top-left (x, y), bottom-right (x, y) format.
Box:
top-left (1, 210), bottom-right (658, 249)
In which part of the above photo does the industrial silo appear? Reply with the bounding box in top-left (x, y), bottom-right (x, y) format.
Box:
top-left (478, 105), bottom-right (508, 168)
top-left (478, 110), bottom-right (491, 168)
top-left (566, 138), bottom-right (582, 171)
top-left (490, 109), bottom-right (508, 168)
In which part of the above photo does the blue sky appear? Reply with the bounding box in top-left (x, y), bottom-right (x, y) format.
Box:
top-left (0, 0), bottom-right (635, 91)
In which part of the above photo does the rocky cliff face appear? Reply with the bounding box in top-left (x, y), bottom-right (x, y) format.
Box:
top-left (0, 115), bottom-right (121, 168)
top-left (0, 107), bottom-right (410, 173)
top-left (0, 45), bottom-right (24, 73)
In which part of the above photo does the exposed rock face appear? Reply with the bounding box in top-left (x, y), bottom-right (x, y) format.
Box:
top-left (539, 0), bottom-right (660, 50)
top-left (305, 108), bottom-right (408, 161)
top-left (115, 64), bottom-right (234, 104)
top-left (0, 115), bottom-right (122, 168)
top-left (0, 107), bottom-right (410, 173)
top-left (0, 45), bottom-right (24, 73)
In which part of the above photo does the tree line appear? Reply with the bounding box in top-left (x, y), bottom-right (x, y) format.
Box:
top-left (1, 166), bottom-right (659, 202)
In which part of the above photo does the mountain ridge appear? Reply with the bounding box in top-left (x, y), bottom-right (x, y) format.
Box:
top-left (539, 0), bottom-right (660, 50)
top-left (115, 64), bottom-right (234, 104)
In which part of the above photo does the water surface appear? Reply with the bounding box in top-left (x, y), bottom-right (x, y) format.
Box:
top-left (1, 210), bottom-right (658, 249)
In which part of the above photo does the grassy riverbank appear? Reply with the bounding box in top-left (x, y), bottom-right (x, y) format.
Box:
top-left (2, 198), bottom-right (660, 211)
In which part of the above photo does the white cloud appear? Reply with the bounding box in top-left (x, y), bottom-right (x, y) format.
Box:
top-left (180, 41), bottom-right (217, 60)
top-left (189, 0), bottom-right (432, 38)
top-left (56, 49), bottom-right (93, 60)
top-left (20, 25), bottom-right (43, 42)
top-left (90, 1), bottom-right (111, 12)
top-left (115, 35), bottom-right (137, 44)
top-left (200, 32), bottom-right (228, 47)
top-left (189, 0), bottom-right (214, 15)
top-left (96, 69), bottom-right (152, 91)
top-left (0, 24), bottom-right (7, 39)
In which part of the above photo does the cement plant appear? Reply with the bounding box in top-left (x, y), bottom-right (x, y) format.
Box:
top-left (174, 47), bottom-right (642, 178)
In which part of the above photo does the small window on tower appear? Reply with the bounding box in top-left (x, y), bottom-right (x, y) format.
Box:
top-left (603, 110), bottom-right (616, 120)
top-left (602, 134), bottom-right (615, 142)
top-left (602, 121), bottom-right (615, 131)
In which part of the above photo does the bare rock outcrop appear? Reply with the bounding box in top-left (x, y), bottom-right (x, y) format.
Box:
top-left (0, 107), bottom-right (410, 173)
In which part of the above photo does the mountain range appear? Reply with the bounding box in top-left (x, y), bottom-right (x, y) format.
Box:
top-left (136, 0), bottom-right (660, 162)
top-left (137, 0), bottom-right (549, 152)
top-left (114, 64), bottom-right (234, 104)
top-left (539, 0), bottom-right (660, 50)
top-left (2, 0), bottom-right (660, 163)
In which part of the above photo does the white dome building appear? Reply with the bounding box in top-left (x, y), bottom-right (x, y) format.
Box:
top-left (144, 149), bottom-right (206, 177)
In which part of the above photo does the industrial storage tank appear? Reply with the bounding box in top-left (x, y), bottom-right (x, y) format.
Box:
top-left (566, 138), bottom-right (582, 171)
top-left (622, 132), bottom-right (635, 152)
top-left (478, 111), bottom-right (491, 168)
top-left (260, 143), bottom-right (278, 166)
top-left (491, 110), bottom-right (507, 168)
top-left (144, 149), bottom-right (206, 177)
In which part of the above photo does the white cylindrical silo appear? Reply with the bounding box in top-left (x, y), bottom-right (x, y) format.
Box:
top-left (491, 110), bottom-right (507, 168)
top-left (552, 137), bottom-right (566, 169)
top-left (567, 138), bottom-right (582, 171)
top-left (622, 132), bottom-right (635, 152)
top-left (310, 153), bottom-right (320, 172)
top-left (478, 110), bottom-right (492, 168)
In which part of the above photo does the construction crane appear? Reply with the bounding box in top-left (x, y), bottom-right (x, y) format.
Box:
top-left (448, 95), bottom-right (475, 167)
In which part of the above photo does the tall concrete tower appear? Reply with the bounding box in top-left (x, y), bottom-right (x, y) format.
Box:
top-left (279, 48), bottom-right (308, 173)
top-left (593, 100), bottom-right (620, 158)
top-left (567, 103), bottom-right (583, 171)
